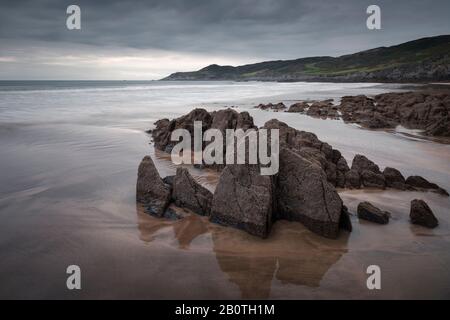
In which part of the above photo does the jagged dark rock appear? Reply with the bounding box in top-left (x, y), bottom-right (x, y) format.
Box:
top-left (351, 154), bottom-right (381, 174)
top-left (276, 148), bottom-right (345, 239)
top-left (254, 102), bottom-right (286, 111)
top-left (339, 91), bottom-right (450, 137)
top-left (136, 156), bottom-right (171, 217)
top-left (172, 168), bottom-right (213, 216)
top-left (143, 108), bottom-right (448, 239)
top-left (410, 199), bottom-right (439, 228)
top-left (287, 102), bottom-right (308, 113)
top-left (383, 167), bottom-right (406, 190)
top-left (210, 164), bottom-right (275, 238)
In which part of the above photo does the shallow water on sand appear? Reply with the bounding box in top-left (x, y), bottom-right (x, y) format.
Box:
top-left (0, 81), bottom-right (449, 299)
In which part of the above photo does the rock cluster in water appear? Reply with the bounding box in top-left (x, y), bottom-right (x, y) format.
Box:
top-left (256, 91), bottom-right (450, 137)
top-left (138, 108), bottom-right (446, 239)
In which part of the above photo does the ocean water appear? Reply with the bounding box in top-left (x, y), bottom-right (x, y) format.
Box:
top-left (0, 80), bottom-right (449, 299)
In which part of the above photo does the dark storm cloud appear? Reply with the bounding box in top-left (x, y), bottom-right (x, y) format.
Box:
top-left (0, 0), bottom-right (449, 79)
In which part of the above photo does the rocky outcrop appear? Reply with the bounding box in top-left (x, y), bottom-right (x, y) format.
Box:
top-left (136, 156), bottom-right (171, 217)
top-left (306, 100), bottom-right (337, 118)
top-left (425, 116), bottom-right (450, 136)
top-left (405, 176), bottom-right (449, 196)
top-left (339, 91), bottom-right (450, 137)
top-left (276, 148), bottom-right (347, 239)
top-left (152, 108), bottom-right (212, 153)
top-left (254, 102), bottom-right (286, 111)
top-left (210, 165), bottom-right (275, 238)
top-left (410, 199), bottom-right (438, 228)
top-left (348, 154), bottom-right (385, 189)
top-left (143, 109), bottom-right (448, 239)
top-left (172, 168), bottom-right (213, 216)
top-left (151, 110), bottom-right (447, 195)
top-left (357, 202), bottom-right (390, 224)
top-left (262, 119), bottom-right (351, 190)
top-left (287, 102), bottom-right (308, 113)
top-left (152, 107), bottom-right (256, 157)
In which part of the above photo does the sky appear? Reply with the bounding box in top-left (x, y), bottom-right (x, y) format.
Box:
top-left (0, 0), bottom-right (449, 80)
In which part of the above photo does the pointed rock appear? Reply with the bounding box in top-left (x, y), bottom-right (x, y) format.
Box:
top-left (172, 168), bottom-right (213, 216)
top-left (277, 148), bottom-right (344, 238)
top-left (210, 165), bottom-right (274, 238)
top-left (136, 156), bottom-right (171, 217)
top-left (410, 199), bottom-right (438, 228)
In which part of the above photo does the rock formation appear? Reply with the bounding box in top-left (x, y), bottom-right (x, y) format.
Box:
top-left (172, 167), bottom-right (213, 216)
top-left (254, 102), bottom-right (286, 111)
top-left (276, 148), bottom-right (348, 238)
top-left (339, 91), bottom-right (450, 137)
top-left (210, 165), bottom-right (275, 238)
top-left (139, 107), bottom-right (448, 239)
top-left (405, 175), bottom-right (449, 196)
top-left (136, 156), bottom-right (171, 217)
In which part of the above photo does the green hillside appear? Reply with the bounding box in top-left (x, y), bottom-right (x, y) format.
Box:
top-left (163, 35), bottom-right (450, 82)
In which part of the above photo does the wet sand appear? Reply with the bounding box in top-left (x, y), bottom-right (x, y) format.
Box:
top-left (0, 81), bottom-right (449, 299)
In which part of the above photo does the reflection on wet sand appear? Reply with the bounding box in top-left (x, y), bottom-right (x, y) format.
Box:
top-left (136, 203), bottom-right (349, 299)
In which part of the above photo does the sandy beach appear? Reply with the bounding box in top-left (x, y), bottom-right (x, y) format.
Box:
top-left (0, 81), bottom-right (449, 299)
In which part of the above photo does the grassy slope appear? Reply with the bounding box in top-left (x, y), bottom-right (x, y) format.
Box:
top-left (163, 35), bottom-right (450, 81)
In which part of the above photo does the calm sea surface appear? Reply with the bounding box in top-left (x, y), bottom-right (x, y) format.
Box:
top-left (0, 80), bottom-right (449, 299)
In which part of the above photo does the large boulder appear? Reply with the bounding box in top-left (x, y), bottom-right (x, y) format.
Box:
top-left (276, 148), bottom-right (346, 239)
top-left (172, 168), bottom-right (213, 216)
top-left (383, 167), bottom-right (406, 190)
top-left (357, 202), bottom-right (390, 224)
top-left (410, 199), bottom-right (438, 228)
top-left (210, 165), bottom-right (275, 238)
top-left (351, 154), bottom-right (381, 174)
top-left (136, 156), bottom-right (171, 217)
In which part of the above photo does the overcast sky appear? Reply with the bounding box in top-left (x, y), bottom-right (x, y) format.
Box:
top-left (0, 0), bottom-right (449, 80)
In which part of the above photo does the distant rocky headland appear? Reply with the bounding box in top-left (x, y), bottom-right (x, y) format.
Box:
top-left (136, 97), bottom-right (447, 239)
top-left (162, 35), bottom-right (450, 83)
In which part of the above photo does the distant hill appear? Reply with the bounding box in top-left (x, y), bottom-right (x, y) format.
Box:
top-left (162, 35), bottom-right (450, 82)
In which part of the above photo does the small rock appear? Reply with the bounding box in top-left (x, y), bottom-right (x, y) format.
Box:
top-left (357, 201), bottom-right (390, 224)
